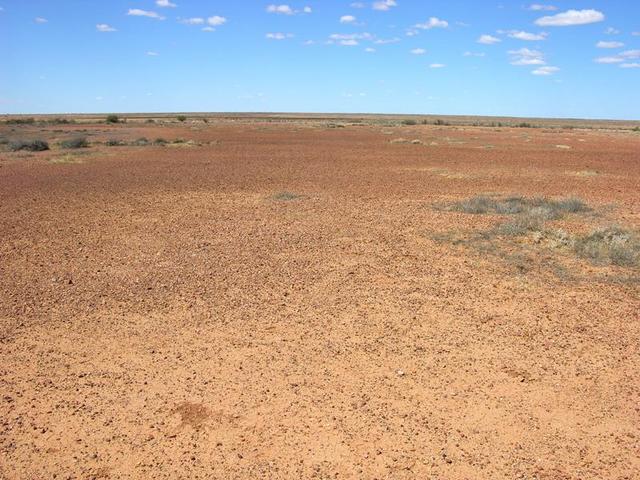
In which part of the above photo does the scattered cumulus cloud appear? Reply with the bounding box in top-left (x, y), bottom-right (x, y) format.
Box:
top-left (596, 41), bottom-right (624, 49)
top-left (604, 27), bottom-right (620, 35)
top-left (365, 47), bottom-right (376, 52)
top-left (507, 30), bottom-right (547, 41)
top-left (372, 0), bottom-right (397, 11)
top-left (35, 17), bottom-right (48, 23)
top-left (266, 32), bottom-right (294, 40)
top-left (594, 50), bottom-right (640, 65)
top-left (266, 4), bottom-right (293, 15)
top-left (156, 0), bottom-right (177, 7)
top-left (532, 66), bottom-right (559, 75)
top-left (208, 16), bottom-right (227, 26)
top-left (464, 51), bottom-right (486, 57)
top-left (477, 34), bottom-right (500, 45)
top-left (351, 2), bottom-right (365, 7)
top-left (620, 63), bottom-right (640, 69)
top-left (509, 48), bottom-right (545, 66)
top-left (528, 4), bottom-right (557, 11)
top-left (127, 9), bottom-right (165, 20)
top-left (181, 17), bottom-right (205, 25)
top-left (411, 48), bottom-right (426, 55)
top-left (96, 23), bottom-right (116, 32)
top-left (340, 15), bottom-right (356, 24)
top-left (429, 63), bottom-right (445, 68)
top-left (407, 17), bottom-right (448, 35)
top-left (535, 9), bottom-right (604, 27)
top-left (146, 51), bottom-right (159, 56)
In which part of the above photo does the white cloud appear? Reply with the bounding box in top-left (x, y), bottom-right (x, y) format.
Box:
top-left (620, 63), bottom-right (640, 68)
top-left (463, 51), bottom-right (486, 57)
top-left (35, 17), bottom-right (48, 23)
top-left (365, 47), bottom-right (376, 52)
top-left (266, 32), bottom-right (293, 40)
top-left (351, 2), bottom-right (365, 7)
top-left (181, 17), bottom-right (204, 24)
top-left (340, 15), bottom-right (356, 23)
top-left (96, 23), bottom-right (116, 32)
top-left (594, 56), bottom-right (624, 64)
top-left (528, 4), bottom-right (556, 11)
top-left (509, 47), bottom-right (545, 65)
top-left (373, 37), bottom-right (400, 44)
top-left (266, 4), bottom-right (294, 15)
top-left (127, 9), bottom-right (165, 20)
top-left (620, 50), bottom-right (640, 59)
top-left (208, 16), bottom-right (227, 26)
top-left (429, 63), bottom-right (445, 68)
top-left (416, 17), bottom-right (448, 29)
top-left (535, 9), bottom-right (604, 27)
top-left (202, 26), bottom-right (215, 32)
top-left (532, 66), bottom-right (559, 75)
top-left (156, 0), bottom-right (176, 7)
top-left (597, 41), bottom-right (624, 49)
top-left (604, 27), bottom-right (620, 35)
top-left (477, 34), bottom-right (500, 45)
top-left (146, 51), bottom-right (159, 56)
top-left (508, 31), bottom-right (547, 41)
top-left (303, 6), bottom-right (312, 13)
top-left (372, 0), bottom-right (397, 11)
top-left (411, 48), bottom-right (426, 55)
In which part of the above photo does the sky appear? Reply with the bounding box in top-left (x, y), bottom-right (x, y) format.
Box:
top-left (1, 1), bottom-right (639, 119)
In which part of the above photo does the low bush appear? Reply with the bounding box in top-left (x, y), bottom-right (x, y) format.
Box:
top-left (106, 114), bottom-right (119, 124)
top-left (105, 139), bottom-right (126, 146)
top-left (154, 138), bottom-right (168, 145)
top-left (133, 137), bottom-right (149, 146)
top-left (177, 115), bottom-right (187, 122)
top-left (8, 139), bottom-right (50, 151)
top-left (401, 119), bottom-right (417, 126)
top-left (574, 227), bottom-right (640, 267)
top-left (60, 137), bottom-right (89, 149)
top-left (5, 118), bottom-right (36, 125)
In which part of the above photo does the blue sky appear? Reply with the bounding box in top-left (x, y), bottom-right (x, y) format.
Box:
top-left (1, 1), bottom-right (639, 119)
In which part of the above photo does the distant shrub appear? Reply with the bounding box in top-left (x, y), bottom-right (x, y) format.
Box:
top-left (8, 139), bottom-right (49, 151)
top-left (154, 138), bottom-right (168, 145)
top-left (516, 122), bottom-right (533, 128)
top-left (434, 119), bottom-right (450, 126)
top-left (448, 195), bottom-right (590, 218)
top-left (146, 119), bottom-right (155, 123)
top-left (633, 126), bottom-right (640, 132)
top-left (574, 227), bottom-right (640, 267)
top-left (401, 119), bottom-right (417, 126)
top-left (177, 115), bottom-right (187, 122)
top-left (105, 139), bottom-right (126, 146)
top-left (273, 192), bottom-right (302, 201)
top-left (60, 137), bottom-right (89, 149)
top-left (106, 114), bottom-right (119, 124)
top-left (133, 137), bottom-right (149, 146)
top-left (48, 118), bottom-right (74, 125)
top-left (6, 118), bottom-right (36, 125)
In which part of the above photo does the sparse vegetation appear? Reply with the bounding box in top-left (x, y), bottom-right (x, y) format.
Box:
top-left (574, 227), bottom-right (640, 267)
top-left (106, 114), bottom-right (120, 124)
top-left (8, 139), bottom-right (50, 152)
top-left (60, 137), bottom-right (89, 149)
top-left (446, 195), bottom-right (590, 218)
top-left (5, 118), bottom-right (36, 125)
top-left (154, 138), bottom-right (168, 145)
top-left (633, 126), bottom-right (640, 132)
top-left (434, 119), bottom-right (450, 126)
top-left (133, 137), bottom-right (149, 146)
top-left (273, 192), bottom-right (302, 201)
top-left (177, 115), bottom-right (187, 122)
top-left (401, 119), bottom-right (418, 126)
top-left (105, 139), bottom-right (126, 146)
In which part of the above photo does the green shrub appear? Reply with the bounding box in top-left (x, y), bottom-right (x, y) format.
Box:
top-left (401, 119), bottom-right (417, 126)
top-left (106, 114), bottom-right (119, 124)
top-left (105, 139), bottom-right (126, 146)
top-left (8, 139), bottom-right (49, 151)
top-left (60, 137), bottom-right (89, 149)
top-left (154, 138), bottom-right (168, 145)
top-left (177, 115), bottom-right (187, 122)
top-left (133, 137), bottom-right (149, 146)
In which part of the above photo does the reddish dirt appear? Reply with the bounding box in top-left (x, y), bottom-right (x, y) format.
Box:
top-left (1, 120), bottom-right (639, 479)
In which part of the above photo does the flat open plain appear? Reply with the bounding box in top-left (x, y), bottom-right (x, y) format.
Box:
top-left (1, 117), bottom-right (639, 479)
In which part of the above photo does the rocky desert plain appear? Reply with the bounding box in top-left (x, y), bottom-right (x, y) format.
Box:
top-left (0, 114), bottom-right (639, 479)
